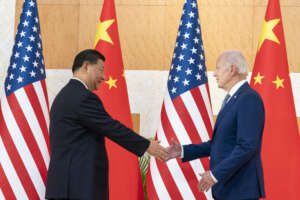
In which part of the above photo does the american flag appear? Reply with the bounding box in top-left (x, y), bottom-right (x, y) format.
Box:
top-left (0, 0), bottom-right (50, 199)
top-left (146, 0), bottom-right (214, 199)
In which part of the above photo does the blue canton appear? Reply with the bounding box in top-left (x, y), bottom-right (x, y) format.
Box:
top-left (5, 0), bottom-right (45, 96)
top-left (168, 0), bottom-right (208, 100)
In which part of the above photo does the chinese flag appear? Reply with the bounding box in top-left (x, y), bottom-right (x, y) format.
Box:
top-left (250, 0), bottom-right (300, 199)
top-left (93, 0), bottom-right (145, 199)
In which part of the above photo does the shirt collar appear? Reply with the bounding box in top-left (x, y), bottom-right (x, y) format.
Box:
top-left (71, 77), bottom-right (88, 89)
top-left (228, 79), bottom-right (247, 97)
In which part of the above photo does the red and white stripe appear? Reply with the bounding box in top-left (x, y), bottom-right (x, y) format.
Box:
top-left (0, 80), bottom-right (50, 200)
top-left (0, 189), bottom-right (5, 200)
top-left (147, 84), bottom-right (214, 200)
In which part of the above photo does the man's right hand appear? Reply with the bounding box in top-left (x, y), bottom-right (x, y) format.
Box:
top-left (165, 139), bottom-right (182, 161)
top-left (146, 140), bottom-right (169, 161)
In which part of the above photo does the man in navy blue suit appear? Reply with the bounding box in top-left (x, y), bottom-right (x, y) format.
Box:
top-left (167, 51), bottom-right (265, 200)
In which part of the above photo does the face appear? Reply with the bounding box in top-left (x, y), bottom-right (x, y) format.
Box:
top-left (86, 59), bottom-right (105, 91)
top-left (213, 57), bottom-right (233, 91)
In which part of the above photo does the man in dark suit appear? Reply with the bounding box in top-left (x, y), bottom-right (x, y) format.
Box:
top-left (167, 51), bottom-right (265, 200)
top-left (45, 49), bottom-right (168, 200)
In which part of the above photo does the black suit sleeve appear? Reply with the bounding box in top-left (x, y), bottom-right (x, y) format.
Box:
top-left (78, 92), bottom-right (150, 156)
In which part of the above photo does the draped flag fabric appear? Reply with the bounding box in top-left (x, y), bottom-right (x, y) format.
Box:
top-left (250, 0), bottom-right (300, 199)
top-left (146, 1), bottom-right (213, 199)
top-left (0, 0), bottom-right (50, 199)
top-left (93, 0), bottom-right (145, 199)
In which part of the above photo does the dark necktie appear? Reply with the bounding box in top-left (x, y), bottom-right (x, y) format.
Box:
top-left (220, 94), bottom-right (231, 110)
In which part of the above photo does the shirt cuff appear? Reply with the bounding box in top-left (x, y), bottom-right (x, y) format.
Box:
top-left (210, 171), bottom-right (218, 183)
top-left (180, 145), bottom-right (184, 158)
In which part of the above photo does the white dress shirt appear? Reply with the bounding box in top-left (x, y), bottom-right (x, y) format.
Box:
top-left (226, 79), bottom-right (247, 102)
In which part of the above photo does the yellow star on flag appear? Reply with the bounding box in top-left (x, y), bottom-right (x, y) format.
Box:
top-left (258, 18), bottom-right (280, 50)
top-left (94, 19), bottom-right (115, 47)
top-left (253, 72), bottom-right (264, 85)
top-left (105, 76), bottom-right (117, 89)
top-left (272, 75), bottom-right (284, 89)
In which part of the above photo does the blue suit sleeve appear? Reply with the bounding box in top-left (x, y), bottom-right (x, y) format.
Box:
top-left (211, 93), bottom-right (265, 182)
top-left (182, 140), bottom-right (211, 162)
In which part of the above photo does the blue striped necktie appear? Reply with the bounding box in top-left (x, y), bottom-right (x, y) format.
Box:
top-left (220, 94), bottom-right (231, 110)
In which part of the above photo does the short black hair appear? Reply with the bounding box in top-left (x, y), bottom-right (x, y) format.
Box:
top-left (72, 49), bottom-right (105, 73)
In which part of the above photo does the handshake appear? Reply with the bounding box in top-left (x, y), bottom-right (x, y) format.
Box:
top-left (146, 139), bottom-right (181, 161)
top-left (145, 139), bottom-right (216, 192)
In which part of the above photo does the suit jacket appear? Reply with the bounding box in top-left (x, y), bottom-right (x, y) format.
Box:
top-left (182, 83), bottom-right (265, 200)
top-left (45, 79), bottom-right (150, 200)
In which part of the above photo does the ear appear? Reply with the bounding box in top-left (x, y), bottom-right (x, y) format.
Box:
top-left (230, 64), bottom-right (238, 75)
top-left (82, 61), bottom-right (89, 72)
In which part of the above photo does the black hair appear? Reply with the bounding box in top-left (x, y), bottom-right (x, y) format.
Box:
top-left (72, 49), bottom-right (105, 73)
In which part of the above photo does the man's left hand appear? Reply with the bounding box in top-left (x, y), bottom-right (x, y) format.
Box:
top-left (198, 171), bottom-right (216, 192)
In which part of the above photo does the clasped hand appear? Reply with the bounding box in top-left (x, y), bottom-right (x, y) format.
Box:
top-left (146, 139), bottom-right (216, 192)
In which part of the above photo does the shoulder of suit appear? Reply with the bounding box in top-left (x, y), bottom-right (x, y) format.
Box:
top-left (247, 86), bottom-right (263, 99)
top-left (62, 80), bottom-right (103, 103)
top-left (237, 88), bottom-right (263, 105)
top-left (80, 90), bottom-right (104, 106)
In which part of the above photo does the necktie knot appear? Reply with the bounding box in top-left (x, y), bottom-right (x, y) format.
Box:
top-left (221, 94), bottom-right (231, 110)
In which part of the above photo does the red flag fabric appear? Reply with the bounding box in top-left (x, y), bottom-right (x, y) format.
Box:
top-left (0, 0), bottom-right (50, 199)
top-left (250, 0), bottom-right (300, 199)
top-left (93, 0), bottom-right (145, 199)
top-left (146, 0), bottom-right (213, 199)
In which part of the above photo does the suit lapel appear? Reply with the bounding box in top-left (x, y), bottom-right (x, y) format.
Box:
top-left (214, 82), bottom-right (250, 131)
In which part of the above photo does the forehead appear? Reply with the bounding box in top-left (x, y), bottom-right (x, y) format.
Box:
top-left (216, 57), bottom-right (226, 68)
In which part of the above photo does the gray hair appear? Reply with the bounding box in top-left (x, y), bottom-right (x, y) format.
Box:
top-left (218, 50), bottom-right (248, 75)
